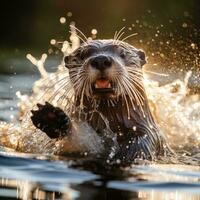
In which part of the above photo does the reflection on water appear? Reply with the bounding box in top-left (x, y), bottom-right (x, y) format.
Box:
top-left (0, 153), bottom-right (199, 200)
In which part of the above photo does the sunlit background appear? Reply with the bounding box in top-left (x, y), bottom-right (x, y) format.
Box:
top-left (0, 0), bottom-right (200, 74)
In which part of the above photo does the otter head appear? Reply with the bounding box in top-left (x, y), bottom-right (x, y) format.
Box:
top-left (64, 40), bottom-right (146, 100)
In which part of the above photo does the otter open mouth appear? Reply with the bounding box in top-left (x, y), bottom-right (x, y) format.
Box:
top-left (92, 79), bottom-right (114, 93)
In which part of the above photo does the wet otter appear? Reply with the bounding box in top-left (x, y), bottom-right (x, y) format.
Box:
top-left (31, 39), bottom-right (171, 164)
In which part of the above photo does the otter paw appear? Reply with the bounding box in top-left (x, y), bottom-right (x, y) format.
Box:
top-left (31, 102), bottom-right (71, 139)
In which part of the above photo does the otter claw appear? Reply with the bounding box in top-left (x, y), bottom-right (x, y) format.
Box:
top-left (31, 110), bottom-right (37, 114)
top-left (36, 103), bottom-right (44, 110)
top-left (31, 102), bottom-right (71, 139)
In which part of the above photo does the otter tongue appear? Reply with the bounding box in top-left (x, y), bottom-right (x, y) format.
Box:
top-left (95, 79), bottom-right (111, 89)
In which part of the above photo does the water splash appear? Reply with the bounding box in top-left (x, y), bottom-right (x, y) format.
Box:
top-left (0, 23), bottom-right (199, 164)
top-left (144, 72), bottom-right (200, 155)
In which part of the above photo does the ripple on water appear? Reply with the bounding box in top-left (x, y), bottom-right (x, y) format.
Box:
top-left (0, 153), bottom-right (199, 199)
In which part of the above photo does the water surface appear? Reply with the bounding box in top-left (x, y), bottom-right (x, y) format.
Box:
top-left (0, 73), bottom-right (199, 200)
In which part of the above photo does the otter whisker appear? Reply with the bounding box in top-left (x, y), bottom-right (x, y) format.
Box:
top-left (126, 74), bottom-right (145, 93)
top-left (114, 27), bottom-right (125, 40)
top-left (50, 80), bottom-right (74, 103)
top-left (113, 27), bottom-right (126, 44)
top-left (123, 71), bottom-right (143, 101)
top-left (54, 80), bottom-right (74, 101)
top-left (69, 31), bottom-right (86, 44)
top-left (113, 31), bottom-right (118, 43)
top-left (111, 76), bottom-right (123, 98)
top-left (39, 74), bottom-right (73, 103)
top-left (115, 32), bottom-right (125, 44)
top-left (38, 78), bottom-right (70, 100)
top-left (62, 91), bottom-right (76, 115)
top-left (120, 76), bottom-right (145, 114)
top-left (59, 93), bottom-right (75, 114)
top-left (72, 73), bottom-right (87, 95)
top-left (57, 91), bottom-right (73, 106)
top-left (71, 75), bottom-right (86, 90)
top-left (114, 77), bottom-right (136, 118)
top-left (126, 68), bottom-right (143, 75)
top-left (142, 69), bottom-right (169, 77)
top-left (35, 74), bottom-right (71, 103)
top-left (71, 66), bottom-right (86, 73)
top-left (65, 63), bottom-right (83, 66)
top-left (127, 74), bottom-right (144, 83)
top-left (121, 33), bottom-right (138, 42)
top-left (127, 72), bottom-right (144, 83)
top-left (141, 138), bottom-right (154, 159)
top-left (70, 72), bottom-right (85, 81)
top-left (128, 86), bottom-right (145, 113)
top-left (44, 75), bottom-right (71, 95)
top-left (123, 93), bottom-right (131, 119)
top-left (74, 79), bottom-right (89, 119)
top-left (123, 84), bottom-right (142, 113)
top-left (114, 28), bottom-right (122, 41)
top-left (125, 68), bottom-right (145, 88)
top-left (71, 67), bottom-right (84, 74)
top-left (33, 69), bottom-right (69, 86)
top-left (143, 125), bottom-right (157, 146)
top-left (85, 78), bottom-right (93, 97)
top-left (68, 75), bottom-right (84, 87)
top-left (126, 67), bottom-right (144, 75)
top-left (70, 25), bottom-right (88, 43)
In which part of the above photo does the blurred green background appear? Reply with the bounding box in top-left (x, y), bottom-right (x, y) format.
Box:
top-left (0, 0), bottom-right (200, 74)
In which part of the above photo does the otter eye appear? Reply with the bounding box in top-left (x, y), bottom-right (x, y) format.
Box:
top-left (71, 57), bottom-right (78, 63)
top-left (80, 48), bottom-right (95, 60)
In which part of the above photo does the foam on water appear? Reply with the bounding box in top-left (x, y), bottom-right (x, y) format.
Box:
top-left (144, 72), bottom-right (200, 151)
top-left (0, 24), bottom-right (199, 165)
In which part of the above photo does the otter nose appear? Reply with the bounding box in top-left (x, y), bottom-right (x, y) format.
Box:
top-left (90, 55), bottom-right (112, 71)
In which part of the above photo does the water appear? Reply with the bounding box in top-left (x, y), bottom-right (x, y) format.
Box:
top-left (0, 152), bottom-right (199, 199)
top-left (0, 26), bottom-right (200, 199)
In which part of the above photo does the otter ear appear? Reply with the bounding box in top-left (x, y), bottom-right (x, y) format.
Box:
top-left (137, 50), bottom-right (147, 66)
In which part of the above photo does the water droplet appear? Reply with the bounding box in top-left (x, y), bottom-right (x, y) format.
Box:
top-left (50, 39), bottom-right (56, 45)
top-left (133, 126), bottom-right (137, 131)
top-left (191, 43), bottom-right (196, 49)
top-left (91, 29), bottom-right (97, 35)
top-left (60, 17), bottom-right (66, 24)
top-left (67, 12), bottom-right (72, 17)
top-left (182, 22), bottom-right (188, 28)
top-left (116, 159), bottom-right (121, 164)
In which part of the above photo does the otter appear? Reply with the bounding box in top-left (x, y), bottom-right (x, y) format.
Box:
top-left (31, 39), bottom-right (171, 164)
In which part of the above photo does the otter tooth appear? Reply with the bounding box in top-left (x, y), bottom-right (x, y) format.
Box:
top-left (95, 83), bottom-right (99, 88)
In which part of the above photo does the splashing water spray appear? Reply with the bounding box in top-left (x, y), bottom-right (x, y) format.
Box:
top-left (0, 22), bottom-right (199, 164)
